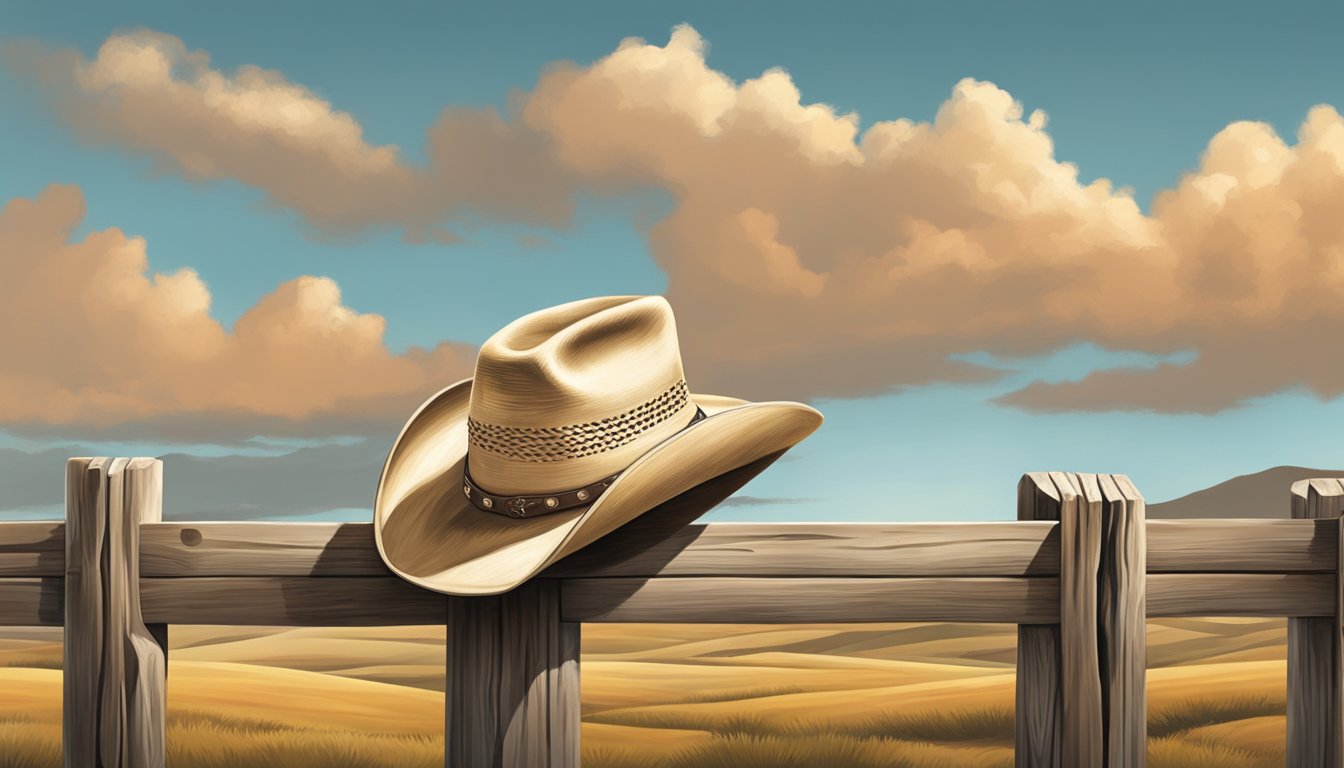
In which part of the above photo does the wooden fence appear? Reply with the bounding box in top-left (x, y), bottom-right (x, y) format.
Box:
top-left (1, 459), bottom-right (1343, 767)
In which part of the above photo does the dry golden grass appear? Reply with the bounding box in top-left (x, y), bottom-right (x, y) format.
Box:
top-left (0, 618), bottom-right (1295, 767)
top-left (1183, 715), bottom-right (1284, 753)
top-left (166, 710), bottom-right (441, 768)
top-left (0, 715), bottom-right (61, 768)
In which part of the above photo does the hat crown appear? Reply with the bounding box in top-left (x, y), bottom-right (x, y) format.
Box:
top-left (466, 296), bottom-right (695, 494)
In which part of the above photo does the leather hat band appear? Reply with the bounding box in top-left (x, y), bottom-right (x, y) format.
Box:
top-left (463, 407), bottom-right (706, 518)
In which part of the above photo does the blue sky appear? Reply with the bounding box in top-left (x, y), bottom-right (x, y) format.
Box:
top-left (2, 1), bottom-right (1344, 522)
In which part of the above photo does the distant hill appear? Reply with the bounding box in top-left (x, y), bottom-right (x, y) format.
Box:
top-left (1148, 466), bottom-right (1344, 519)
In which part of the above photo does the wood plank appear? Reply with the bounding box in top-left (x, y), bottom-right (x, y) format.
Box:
top-left (100, 458), bottom-right (132, 767)
top-left (104, 458), bottom-right (166, 767)
top-left (0, 577), bottom-right (63, 625)
top-left (560, 577), bottom-right (1059, 623)
top-left (139, 522), bottom-right (390, 577)
top-left (139, 576), bottom-right (448, 625)
top-left (447, 592), bottom-right (500, 767)
top-left (56, 517), bottom-right (1342, 580)
top-left (550, 521), bottom-right (1061, 577)
top-left (1096, 474), bottom-right (1146, 767)
top-left (1147, 518), bottom-right (1333, 573)
top-left (1016, 472), bottom-right (1062, 768)
top-left (1288, 478), bottom-right (1344, 768)
top-left (1147, 573), bottom-right (1335, 617)
top-left (1337, 508), bottom-right (1344, 768)
top-left (552, 621), bottom-right (580, 765)
top-left (447, 581), bottom-right (578, 768)
top-left (137, 521), bottom-right (1061, 578)
top-left (0, 521), bottom-right (63, 576)
top-left (1057, 472), bottom-right (1103, 767)
top-left (65, 456), bottom-right (108, 768)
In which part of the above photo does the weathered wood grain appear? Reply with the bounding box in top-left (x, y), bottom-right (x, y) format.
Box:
top-left (1147, 518), bottom-right (1333, 573)
top-left (1336, 506), bottom-right (1344, 768)
top-left (1287, 478), bottom-right (1344, 767)
top-left (100, 459), bottom-right (132, 767)
top-left (107, 459), bottom-right (166, 767)
top-left (560, 576), bottom-right (1059, 623)
top-left (446, 592), bottom-right (499, 765)
top-left (1016, 472), bottom-right (1063, 768)
top-left (1056, 472), bottom-right (1104, 768)
top-left (65, 456), bottom-right (108, 768)
top-left (1148, 573), bottom-right (1334, 617)
top-left (447, 580), bottom-right (578, 768)
top-left (552, 620), bottom-right (580, 765)
top-left (0, 521), bottom-right (63, 576)
top-left (550, 521), bottom-right (1061, 577)
top-left (139, 576), bottom-right (448, 625)
top-left (3, 518), bottom-right (1337, 579)
top-left (105, 571), bottom-right (1344, 624)
top-left (135, 521), bottom-right (1061, 578)
top-left (1095, 474), bottom-right (1146, 767)
top-left (139, 522), bottom-right (390, 577)
top-left (0, 577), bottom-right (62, 625)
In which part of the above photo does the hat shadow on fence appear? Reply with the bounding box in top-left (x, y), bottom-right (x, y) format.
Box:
top-left (544, 449), bottom-right (787, 583)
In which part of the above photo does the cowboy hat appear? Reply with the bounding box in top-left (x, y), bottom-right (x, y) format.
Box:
top-left (373, 295), bottom-right (822, 596)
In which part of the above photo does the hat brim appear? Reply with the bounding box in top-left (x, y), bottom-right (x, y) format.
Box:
top-left (373, 379), bottom-right (822, 595)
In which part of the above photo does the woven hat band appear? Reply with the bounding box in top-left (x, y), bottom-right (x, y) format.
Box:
top-left (466, 379), bottom-right (690, 464)
top-left (463, 407), bottom-right (707, 518)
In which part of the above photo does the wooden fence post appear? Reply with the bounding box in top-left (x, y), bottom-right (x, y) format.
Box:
top-left (1017, 472), bottom-right (1064, 768)
top-left (64, 457), bottom-right (167, 768)
top-left (1018, 472), bottom-right (1144, 768)
top-left (446, 579), bottom-right (579, 768)
top-left (1287, 478), bottom-right (1344, 767)
top-left (1084, 473), bottom-right (1147, 767)
top-left (1052, 472), bottom-right (1105, 766)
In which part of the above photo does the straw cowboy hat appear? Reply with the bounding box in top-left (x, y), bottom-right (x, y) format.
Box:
top-left (373, 295), bottom-right (823, 596)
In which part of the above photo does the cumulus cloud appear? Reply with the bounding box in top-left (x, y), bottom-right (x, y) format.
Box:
top-left (13, 26), bottom-right (1344, 412)
top-left (514, 26), bottom-right (1344, 411)
top-left (0, 185), bottom-right (474, 437)
top-left (6, 30), bottom-right (571, 240)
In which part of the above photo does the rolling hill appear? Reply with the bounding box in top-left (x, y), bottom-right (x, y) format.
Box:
top-left (1148, 465), bottom-right (1344, 518)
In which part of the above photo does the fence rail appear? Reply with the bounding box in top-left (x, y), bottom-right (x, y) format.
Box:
top-left (0, 460), bottom-right (1342, 766)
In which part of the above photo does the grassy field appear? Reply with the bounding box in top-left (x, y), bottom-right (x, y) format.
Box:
top-left (0, 619), bottom-right (1288, 767)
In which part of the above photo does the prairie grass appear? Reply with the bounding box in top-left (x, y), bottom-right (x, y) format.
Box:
top-left (0, 619), bottom-right (1296, 767)
top-left (584, 734), bottom-right (1014, 768)
top-left (0, 714), bottom-right (60, 768)
top-left (588, 705), bottom-right (1015, 744)
top-left (1, 656), bottom-right (61, 669)
top-left (1147, 735), bottom-right (1279, 768)
top-left (663, 734), bottom-right (1013, 768)
top-left (1148, 694), bottom-right (1283, 737)
top-left (584, 745), bottom-right (679, 768)
top-left (168, 708), bottom-right (441, 768)
top-left (0, 710), bottom-right (444, 768)
top-left (679, 686), bottom-right (806, 704)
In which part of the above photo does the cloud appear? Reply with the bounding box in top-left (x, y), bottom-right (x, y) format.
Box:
top-left (13, 26), bottom-right (1344, 412)
top-left (6, 30), bottom-right (572, 240)
top-left (156, 441), bottom-right (386, 520)
top-left (0, 440), bottom-right (389, 520)
top-left (718, 495), bottom-right (818, 508)
top-left (509, 26), bottom-right (1344, 412)
top-left (0, 185), bottom-right (474, 438)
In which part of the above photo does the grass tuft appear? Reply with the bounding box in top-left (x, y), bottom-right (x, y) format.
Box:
top-left (1148, 735), bottom-right (1279, 768)
top-left (1148, 694), bottom-right (1283, 738)
top-left (664, 733), bottom-right (1013, 768)
top-left (2, 658), bottom-right (62, 670)
top-left (589, 705), bottom-right (1015, 744)
top-left (679, 686), bottom-right (806, 704)
top-left (0, 721), bottom-right (60, 768)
